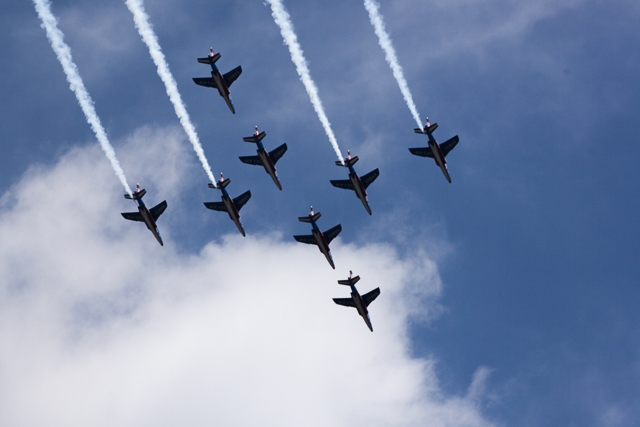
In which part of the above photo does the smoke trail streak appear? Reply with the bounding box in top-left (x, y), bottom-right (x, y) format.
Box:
top-left (32, 0), bottom-right (133, 196)
top-left (364, 0), bottom-right (423, 130)
top-left (265, 0), bottom-right (344, 164)
top-left (124, 0), bottom-right (216, 185)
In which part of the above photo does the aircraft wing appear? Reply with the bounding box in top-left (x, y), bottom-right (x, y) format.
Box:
top-left (233, 190), bottom-right (252, 211)
top-left (193, 77), bottom-right (217, 88)
top-left (204, 201), bottom-right (226, 212)
top-left (121, 211), bottom-right (144, 222)
top-left (333, 297), bottom-right (356, 307)
top-left (223, 66), bottom-right (242, 88)
top-left (362, 287), bottom-right (380, 307)
top-left (239, 155), bottom-right (262, 166)
top-left (323, 224), bottom-right (342, 244)
top-left (408, 146), bottom-right (434, 158)
top-left (361, 168), bottom-right (379, 189)
top-left (293, 234), bottom-right (316, 245)
top-left (269, 143), bottom-right (288, 165)
top-left (330, 179), bottom-right (354, 190)
top-left (440, 135), bottom-right (459, 157)
top-left (150, 200), bottom-right (167, 221)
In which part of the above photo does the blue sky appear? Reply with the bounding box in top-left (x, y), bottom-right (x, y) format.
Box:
top-left (1, 0), bottom-right (640, 425)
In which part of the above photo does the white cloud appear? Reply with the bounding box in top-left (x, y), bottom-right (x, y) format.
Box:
top-left (0, 126), bottom-right (494, 426)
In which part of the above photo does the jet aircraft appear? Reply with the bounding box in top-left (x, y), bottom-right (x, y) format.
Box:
top-left (204, 174), bottom-right (251, 236)
top-left (239, 126), bottom-right (288, 190)
top-left (293, 207), bottom-right (342, 269)
top-left (409, 117), bottom-right (459, 183)
top-left (330, 150), bottom-right (379, 215)
top-left (333, 271), bottom-right (380, 332)
top-left (121, 184), bottom-right (167, 246)
top-left (193, 48), bottom-right (242, 114)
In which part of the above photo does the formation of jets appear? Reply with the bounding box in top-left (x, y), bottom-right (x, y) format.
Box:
top-left (119, 47), bottom-right (461, 332)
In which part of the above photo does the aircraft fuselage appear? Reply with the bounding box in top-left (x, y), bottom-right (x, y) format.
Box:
top-left (347, 165), bottom-right (371, 215)
top-left (220, 189), bottom-right (245, 236)
top-left (209, 68), bottom-right (234, 114)
top-left (349, 285), bottom-right (373, 331)
top-left (135, 199), bottom-right (163, 245)
top-left (310, 221), bottom-right (334, 269)
top-left (426, 132), bottom-right (451, 183)
top-left (256, 146), bottom-right (281, 190)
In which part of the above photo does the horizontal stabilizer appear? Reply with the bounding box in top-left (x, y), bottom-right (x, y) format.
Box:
top-left (336, 155), bottom-right (359, 167)
top-left (361, 168), bottom-right (379, 190)
top-left (414, 122), bottom-right (438, 134)
top-left (238, 155), bottom-right (262, 166)
top-left (124, 188), bottom-right (146, 200)
top-left (209, 178), bottom-right (230, 189)
top-left (333, 297), bottom-right (355, 308)
top-left (233, 190), bottom-right (252, 211)
top-left (330, 179), bottom-right (354, 190)
top-left (362, 287), bottom-right (380, 307)
top-left (323, 224), bottom-right (342, 244)
top-left (223, 66), bottom-right (242, 88)
top-left (293, 234), bottom-right (316, 245)
top-left (193, 77), bottom-right (217, 89)
top-left (203, 201), bottom-right (226, 212)
top-left (243, 131), bottom-right (266, 143)
top-left (121, 211), bottom-right (143, 222)
top-left (269, 143), bottom-right (288, 165)
top-left (409, 146), bottom-right (434, 158)
top-left (440, 135), bottom-right (459, 157)
top-left (198, 52), bottom-right (220, 64)
top-left (150, 201), bottom-right (167, 221)
top-left (338, 275), bottom-right (360, 286)
top-left (298, 212), bottom-right (321, 223)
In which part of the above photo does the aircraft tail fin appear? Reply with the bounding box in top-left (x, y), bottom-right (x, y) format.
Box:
top-left (243, 131), bottom-right (266, 143)
top-left (298, 212), bottom-right (321, 223)
top-left (338, 275), bottom-right (360, 286)
top-left (124, 188), bottom-right (146, 200)
top-left (209, 178), bottom-right (230, 189)
top-left (198, 52), bottom-right (220, 64)
top-left (415, 122), bottom-right (438, 134)
top-left (336, 155), bottom-right (359, 167)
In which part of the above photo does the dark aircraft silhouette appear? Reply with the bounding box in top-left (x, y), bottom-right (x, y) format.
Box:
top-left (239, 126), bottom-right (288, 190)
top-left (204, 174), bottom-right (251, 236)
top-left (293, 207), bottom-right (342, 269)
top-left (330, 150), bottom-right (379, 215)
top-left (121, 184), bottom-right (167, 246)
top-left (409, 117), bottom-right (459, 183)
top-left (193, 48), bottom-right (242, 114)
top-left (333, 271), bottom-right (380, 332)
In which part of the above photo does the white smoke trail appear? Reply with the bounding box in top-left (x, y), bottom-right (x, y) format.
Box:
top-left (265, 0), bottom-right (344, 164)
top-left (32, 0), bottom-right (133, 197)
top-left (124, 0), bottom-right (216, 185)
top-left (364, 0), bottom-right (424, 130)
